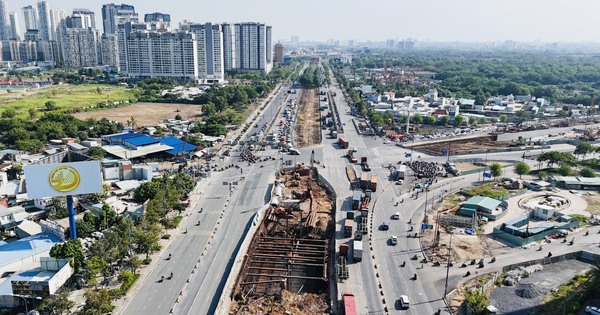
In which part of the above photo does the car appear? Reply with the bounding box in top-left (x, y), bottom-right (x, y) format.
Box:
top-left (383, 139), bottom-right (390, 144)
top-left (381, 222), bottom-right (389, 231)
top-left (399, 295), bottom-right (410, 309)
top-left (390, 235), bottom-right (398, 245)
top-left (393, 212), bottom-right (400, 220)
top-left (586, 306), bottom-right (600, 315)
top-left (352, 147), bottom-right (358, 152)
top-left (289, 149), bottom-right (301, 155)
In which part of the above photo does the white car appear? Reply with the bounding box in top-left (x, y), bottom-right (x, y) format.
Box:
top-left (390, 235), bottom-right (398, 245)
top-left (586, 306), bottom-right (600, 315)
top-left (383, 139), bottom-right (390, 144)
top-left (399, 295), bottom-right (410, 309)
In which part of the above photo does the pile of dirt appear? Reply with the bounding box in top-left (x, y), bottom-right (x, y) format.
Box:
top-left (295, 89), bottom-right (321, 147)
top-left (240, 290), bottom-right (329, 315)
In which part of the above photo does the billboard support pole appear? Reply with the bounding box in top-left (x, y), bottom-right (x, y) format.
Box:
top-left (67, 195), bottom-right (77, 239)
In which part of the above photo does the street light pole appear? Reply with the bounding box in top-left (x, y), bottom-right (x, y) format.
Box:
top-left (443, 233), bottom-right (454, 299)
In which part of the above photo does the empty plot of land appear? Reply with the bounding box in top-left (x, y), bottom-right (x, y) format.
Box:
top-left (73, 102), bottom-right (202, 126)
top-left (414, 136), bottom-right (512, 156)
top-left (295, 89), bottom-right (321, 147)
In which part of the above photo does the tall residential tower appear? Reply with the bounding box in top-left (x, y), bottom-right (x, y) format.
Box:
top-left (37, 1), bottom-right (51, 40)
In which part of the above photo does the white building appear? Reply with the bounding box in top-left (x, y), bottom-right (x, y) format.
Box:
top-left (37, 1), bottom-right (51, 41)
top-left (22, 5), bottom-right (38, 31)
top-left (100, 33), bottom-right (119, 68)
top-left (189, 23), bottom-right (224, 83)
top-left (234, 22), bottom-right (272, 73)
top-left (101, 3), bottom-right (138, 35)
top-left (49, 9), bottom-right (66, 42)
top-left (125, 31), bottom-right (198, 81)
top-left (222, 22), bottom-right (236, 71)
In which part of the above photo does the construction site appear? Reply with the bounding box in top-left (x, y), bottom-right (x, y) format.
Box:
top-left (412, 135), bottom-right (516, 156)
top-left (295, 89), bottom-right (322, 147)
top-left (229, 164), bottom-right (334, 315)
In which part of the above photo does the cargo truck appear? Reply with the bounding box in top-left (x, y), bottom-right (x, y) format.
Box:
top-left (360, 197), bottom-right (370, 217)
top-left (344, 219), bottom-right (353, 237)
top-left (370, 174), bottom-right (378, 191)
top-left (339, 244), bottom-right (349, 257)
top-left (398, 164), bottom-right (406, 180)
top-left (342, 292), bottom-right (357, 315)
top-left (339, 138), bottom-right (349, 149)
top-left (351, 191), bottom-right (362, 210)
top-left (360, 173), bottom-right (369, 189)
top-left (360, 157), bottom-right (370, 171)
top-left (331, 130), bottom-right (338, 139)
top-left (352, 240), bottom-right (363, 262)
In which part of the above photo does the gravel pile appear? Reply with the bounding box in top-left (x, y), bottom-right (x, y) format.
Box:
top-left (515, 283), bottom-right (545, 299)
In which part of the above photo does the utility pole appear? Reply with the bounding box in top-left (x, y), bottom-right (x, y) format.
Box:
top-left (443, 233), bottom-right (454, 300)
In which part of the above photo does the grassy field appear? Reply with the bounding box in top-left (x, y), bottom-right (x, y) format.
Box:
top-left (0, 84), bottom-right (136, 118)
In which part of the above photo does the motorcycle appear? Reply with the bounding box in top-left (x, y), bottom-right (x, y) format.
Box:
top-left (167, 254), bottom-right (172, 260)
top-left (411, 254), bottom-right (418, 260)
top-left (400, 261), bottom-right (406, 267)
top-left (413, 273), bottom-right (418, 280)
top-left (169, 272), bottom-right (173, 279)
top-left (547, 252), bottom-right (553, 258)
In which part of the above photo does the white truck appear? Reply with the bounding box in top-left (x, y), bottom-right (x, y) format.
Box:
top-left (353, 240), bottom-right (363, 262)
top-left (398, 165), bottom-right (406, 180)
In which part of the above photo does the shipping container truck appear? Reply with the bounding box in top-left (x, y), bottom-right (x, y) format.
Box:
top-left (342, 292), bottom-right (357, 315)
top-left (352, 240), bottom-right (363, 262)
top-left (344, 219), bottom-right (353, 237)
top-left (370, 174), bottom-right (378, 191)
top-left (360, 173), bottom-right (369, 189)
top-left (351, 191), bottom-right (362, 210)
top-left (339, 138), bottom-right (349, 149)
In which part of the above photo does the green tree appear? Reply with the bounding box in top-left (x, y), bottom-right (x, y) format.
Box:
top-left (490, 117), bottom-right (498, 123)
top-left (579, 166), bottom-right (596, 178)
top-left (499, 114), bottom-right (508, 123)
top-left (84, 256), bottom-right (110, 285)
top-left (454, 115), bottom-right (464, 127)
top-left (437, 116), bottom-right (449, 126)
top-left (45, 100), bottom-right (57, 111)
top-left (411, 113), bottom-right (423, 124)
top-left (465, 289), bottom-right (490, 315)
top-left (37, 292), bottom-right (75, 315)
top-left (424, 115), bottom-right (437, 125)
top-left (175, 114), bottom-right (182, 120)
top-left (1, 109), bottom-right (16, 118)
top-left (468, 116), bottom-right (478, 126)
top-left (80, 289), bottom-right (114, 315)
top-left (128, 256), bottom-right (142, 274)
top-left (88, 147), bottom-right (106, 160)
top-left (490, 162), bottom-right (503, 180)
top-left (558, 164), bottom-right (574, 176)
top-left (478, 117), bottom-right (486, 124)
top-left (574, 142), bottom-right (594, 160)
top-left (49, 239), bottom-right (85, 272)
top-left (201, 102), bottom-right (217, 116)
top-left (514, 161), bottom-right (530, 179)
top-left (28, 108), bottom-right (37, 119)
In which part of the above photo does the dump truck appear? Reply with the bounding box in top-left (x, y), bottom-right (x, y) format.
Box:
top-left (339, 137), bottom-right (349, 149)
top-left (344, 219), bottom-right (353, 237)
top-left (360, 173), bottom-right (369, 189)
top-left (370, 174), bottom-right (378, 191)
top-left (342, 292), bottom-right (357, 315)
top-left (360, 197), bottom-right (370, 217)
top-left (347, 150), bottom-right (357, 163)
top-left (352, 240), bottom-right (363, 262)
top-left (351, 190), bottom-right (362, 210)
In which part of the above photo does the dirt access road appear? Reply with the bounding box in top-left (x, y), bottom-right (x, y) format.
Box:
top-left (294, 89), bottom-right (321, 147)
top-left (73, 102), bottom-right (202, 126)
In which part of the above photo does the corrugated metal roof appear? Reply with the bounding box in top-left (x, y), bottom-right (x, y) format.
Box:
top-left (125, 135), bottom-right (159, 146)
top-left (463, 196), bottom-right (502, 211)
top-left (0, 234), bottom-right (61, 268)
top-left (159, 136), bottom-right (196, 155)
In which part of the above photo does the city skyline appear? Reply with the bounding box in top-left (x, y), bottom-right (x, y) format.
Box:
top-left (4, 0), bottom-right (600, 43)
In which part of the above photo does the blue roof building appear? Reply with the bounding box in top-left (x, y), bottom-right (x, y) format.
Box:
top-left (159, 137), bottom-right (197, 155)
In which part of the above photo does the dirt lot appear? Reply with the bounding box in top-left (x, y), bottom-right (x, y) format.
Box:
top-left (414, 135), bottom-right (513, 156)
top-left (72, 102), bottom-right (202, 126)
top-left (295, 89), bottom-right (321, 147)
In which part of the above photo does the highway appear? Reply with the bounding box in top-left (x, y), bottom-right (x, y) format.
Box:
top-left (120, 75), bottom-right (296, 315)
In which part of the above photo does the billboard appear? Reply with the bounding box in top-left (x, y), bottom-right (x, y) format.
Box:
top-left (24, 161), bottom-right (102, 199)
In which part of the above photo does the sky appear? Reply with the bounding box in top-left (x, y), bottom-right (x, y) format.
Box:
top-left (8, 0), bottom-right (600, 43)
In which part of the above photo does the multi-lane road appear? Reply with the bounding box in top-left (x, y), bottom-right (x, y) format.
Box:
top-left (120, 60), bottom-right (600, 315)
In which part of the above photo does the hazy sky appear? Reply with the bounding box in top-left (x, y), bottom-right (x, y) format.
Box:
top-left (9, 0), bottom-right (600, 42)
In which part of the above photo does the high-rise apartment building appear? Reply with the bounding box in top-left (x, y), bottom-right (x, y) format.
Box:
top-left (125, 31), bottom-right (198, 81)
top-left (71, 9), bottom-right (96, 29)
top-left (144, 12), bottom-right (170, 23)
top-left (274, 43), bottom-right (284, 63)
top-left (189, 23), bottom-right (224, 83)
top-left (117, 21), bottom-right (148, 72)
top-left (22, 5), bottom-right (38, 30)
top-left (100, 33), bottom-right (119, 67)
top-left (9, 12), bottom-right (19, 40)
top-left (37, 1), bottom-right (51, 40)
top-left (221, 23), bottom-right (236, 71)
top-left (102, 3), bottom-right (138, 35)
top-left (0, 0), bottom-right (9, 40)
top-left (234, 22), bottom-right (272, 73)
top-left (49, 9), bottom-right (66, 42)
